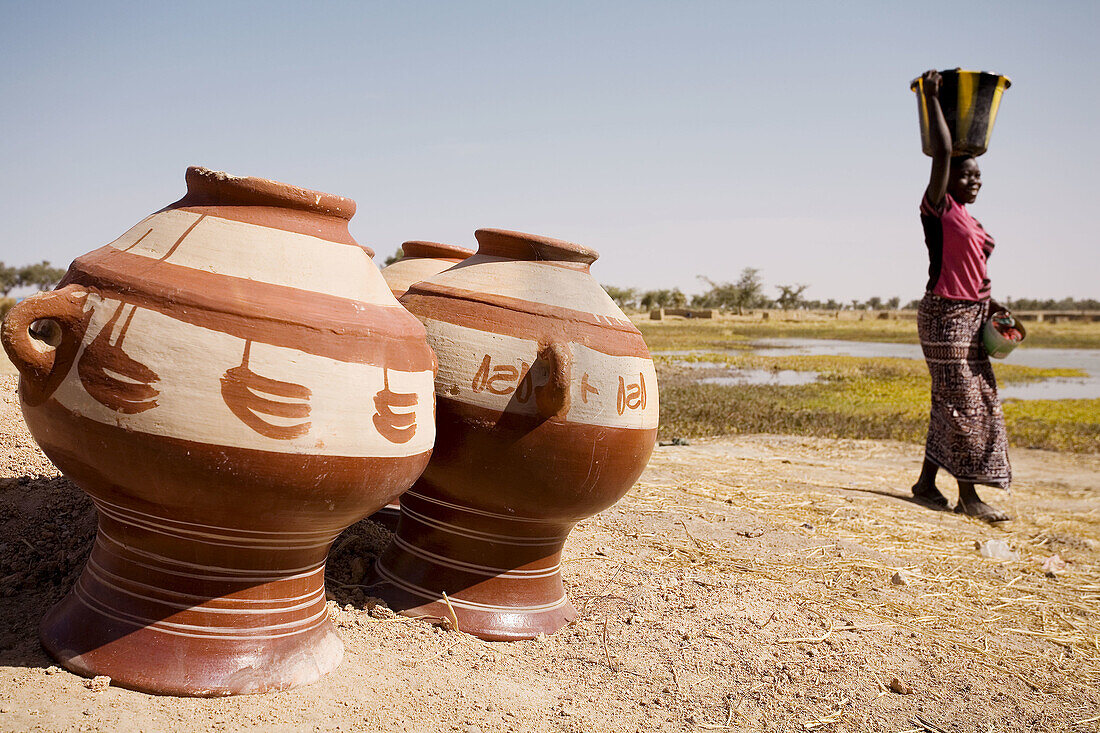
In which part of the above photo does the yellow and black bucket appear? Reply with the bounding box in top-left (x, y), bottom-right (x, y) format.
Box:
top-left (911, 69), bottom-right (1011, 157)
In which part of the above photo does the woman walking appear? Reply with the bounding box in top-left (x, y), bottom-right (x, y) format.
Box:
top-left (910, 69), bottom-right (1011, 522)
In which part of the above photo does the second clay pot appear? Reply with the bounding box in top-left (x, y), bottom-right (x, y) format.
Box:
top-left (372, 228), bottom-right (658, 640)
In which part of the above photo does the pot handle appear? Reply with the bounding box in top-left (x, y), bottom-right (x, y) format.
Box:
top-left (534, 342), bottom-right (572, 419)
top-left (2, 285), bottom-right (89, 403)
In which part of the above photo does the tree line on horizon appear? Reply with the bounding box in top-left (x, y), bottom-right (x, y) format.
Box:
top-left (603, 267), bottom-right (1100, 314)
top-left (1, 259), bottom-right (1095, 314)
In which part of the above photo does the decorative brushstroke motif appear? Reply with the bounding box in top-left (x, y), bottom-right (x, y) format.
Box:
top-left (373, 368), bottom-right (418, 444)
top-left (221, 340), bottom-right (312, 440)
top-left (77, 303), bottom-right (161, 414)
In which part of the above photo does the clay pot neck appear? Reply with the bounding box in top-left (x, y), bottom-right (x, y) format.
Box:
top-left (400, 241), bottom-right (474, 261)
top-left (175, 167), bottom-right (356, 221)
top-left (166, 166), bottom-right (366, 252)
top-left (474, 229), bottom-right (598, 269)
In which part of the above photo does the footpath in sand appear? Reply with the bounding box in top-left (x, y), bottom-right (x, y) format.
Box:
top-left (0, 374), bottom-right (1097, 732)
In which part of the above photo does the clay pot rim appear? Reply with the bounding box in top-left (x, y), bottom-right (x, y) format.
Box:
top-left (474, 229), bottom-right (598, 266)
top-left (399, 241), bottom-right (475, 261)
top-left (177, 166), bottom-right (357, 221)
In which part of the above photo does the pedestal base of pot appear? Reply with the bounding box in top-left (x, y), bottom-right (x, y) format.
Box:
top-left (372, 489), bottom-right (579, 641)
top-left (41, 600), bottom-right (342, 697)
top-left (39, 523), bottom-right (343, 696)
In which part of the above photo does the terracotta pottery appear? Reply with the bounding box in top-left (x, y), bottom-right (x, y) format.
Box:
top-left (372, 228), bottom-right (658, 640)
top-left (0, 167), bottom-right (436, 696)
top-left (380, 240), bottom-right (475, 299)
top-left (369, 240), bottom-right (475, 530)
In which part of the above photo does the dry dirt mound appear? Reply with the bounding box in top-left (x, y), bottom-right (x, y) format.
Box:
top-left (0, 375), bottom-right (1097, 732)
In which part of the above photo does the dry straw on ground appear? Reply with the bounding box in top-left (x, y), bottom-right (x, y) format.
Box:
top-left (635, 452), bottom-right (1100, 696)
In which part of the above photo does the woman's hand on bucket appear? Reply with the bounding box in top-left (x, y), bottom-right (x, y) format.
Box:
top-left (921, 69), bottom-right (942, 97)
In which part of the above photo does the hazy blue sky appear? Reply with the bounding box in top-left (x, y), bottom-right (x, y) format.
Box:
top-left (2, 1), bottom-right (1096, 302)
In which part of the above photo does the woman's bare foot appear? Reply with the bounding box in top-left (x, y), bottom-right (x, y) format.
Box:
top-left (956, 481), bottom-right (1010, 522)
top-left (954, 499), bottom-right (1010, 522)
top-left (911, 457), bottom-right (949, 509)
top-left (911, 482), bottom-right (949, 509)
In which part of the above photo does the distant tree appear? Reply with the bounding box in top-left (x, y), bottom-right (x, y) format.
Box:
top-left (886, 296), bottom-right (901, 310)
top-left (0, 263), bottom-right (18, 296)
top-left (849, 299), bottom-right (863, 310)
top-left (903, 299), bottom-right (922, 310)
top-left (382, 247), bottom-right (403, 267)
top-left (17, 261), bottom-right (67, 292)
top-left (602, 285), bottom-right (638, 310)
top-left (865, 296), bottom-right (884, 311)
top-left (698, 267), bottom-right (767, 314)
top-left (639, 288), bottom-right (686, 310)
top-left (695, 278), bottom-right (735, 311)
top-left (775, 283), bottom-right (809, 310)
top-left (823, 299), bottom-right (841, 310)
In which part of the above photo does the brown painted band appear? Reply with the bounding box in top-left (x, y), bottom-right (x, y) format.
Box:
top-left (63, 248), bottom-right (435, 370)
top-left (28, 396), bottom-right (433, 538)
top-left (401, 287), bottom-right (651, 359)
top-left (420, 396), bottom-right (657, 522)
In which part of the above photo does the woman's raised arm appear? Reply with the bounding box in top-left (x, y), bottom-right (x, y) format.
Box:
top-left (921, 69), bottom-right (952, 207)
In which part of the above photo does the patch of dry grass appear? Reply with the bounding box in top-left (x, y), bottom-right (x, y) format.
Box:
top-left (628, 442), bottom-right (1100, 699)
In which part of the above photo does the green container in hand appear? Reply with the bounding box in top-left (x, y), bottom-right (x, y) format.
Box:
top-left (911, 69), bottom-right (1011, 157)
top-left (983, 312), bottom-right (1027, 359)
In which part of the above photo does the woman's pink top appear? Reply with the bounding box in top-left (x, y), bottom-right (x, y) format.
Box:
top-left (919, 192), bottom-right (995, 302)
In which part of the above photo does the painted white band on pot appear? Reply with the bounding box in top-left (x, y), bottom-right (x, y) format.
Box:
top-left (428, 257), bottom-right (632, 323)
top-left (425, 319), bottom-right (658, 430)
top-left (49, 294), bottom-right (436, 457)
top-left (109, 210), bottom-right (393, 305)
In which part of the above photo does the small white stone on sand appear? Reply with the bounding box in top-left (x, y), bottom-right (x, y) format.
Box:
top-left (978, 539), bottom-right (1019, 562)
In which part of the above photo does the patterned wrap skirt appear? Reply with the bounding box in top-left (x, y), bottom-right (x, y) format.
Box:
top-left (918, 292), bottom-right (1012, 489)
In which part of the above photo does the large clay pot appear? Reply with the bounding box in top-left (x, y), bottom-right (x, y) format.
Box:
top-left (0, 167), bottom-right (436, 696)
top-left (373, 228), bottom-right (658, 640)
top-left (911, 68), bottom-right (1011, 157)
top-left (380, 240), bottom-right (474, 299)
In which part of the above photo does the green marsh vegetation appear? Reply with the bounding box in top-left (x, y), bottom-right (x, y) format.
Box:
top-left (648, 318), bottom-right (1100, 453)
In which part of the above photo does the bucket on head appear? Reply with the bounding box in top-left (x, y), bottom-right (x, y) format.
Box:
top-left (983, 311), bottom-right (1026, 359)
top-left (911, 69), bottom-right (1011, 157)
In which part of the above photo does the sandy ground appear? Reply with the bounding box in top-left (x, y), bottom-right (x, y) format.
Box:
top-left (1, 374), bottom-right (1098, 732)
